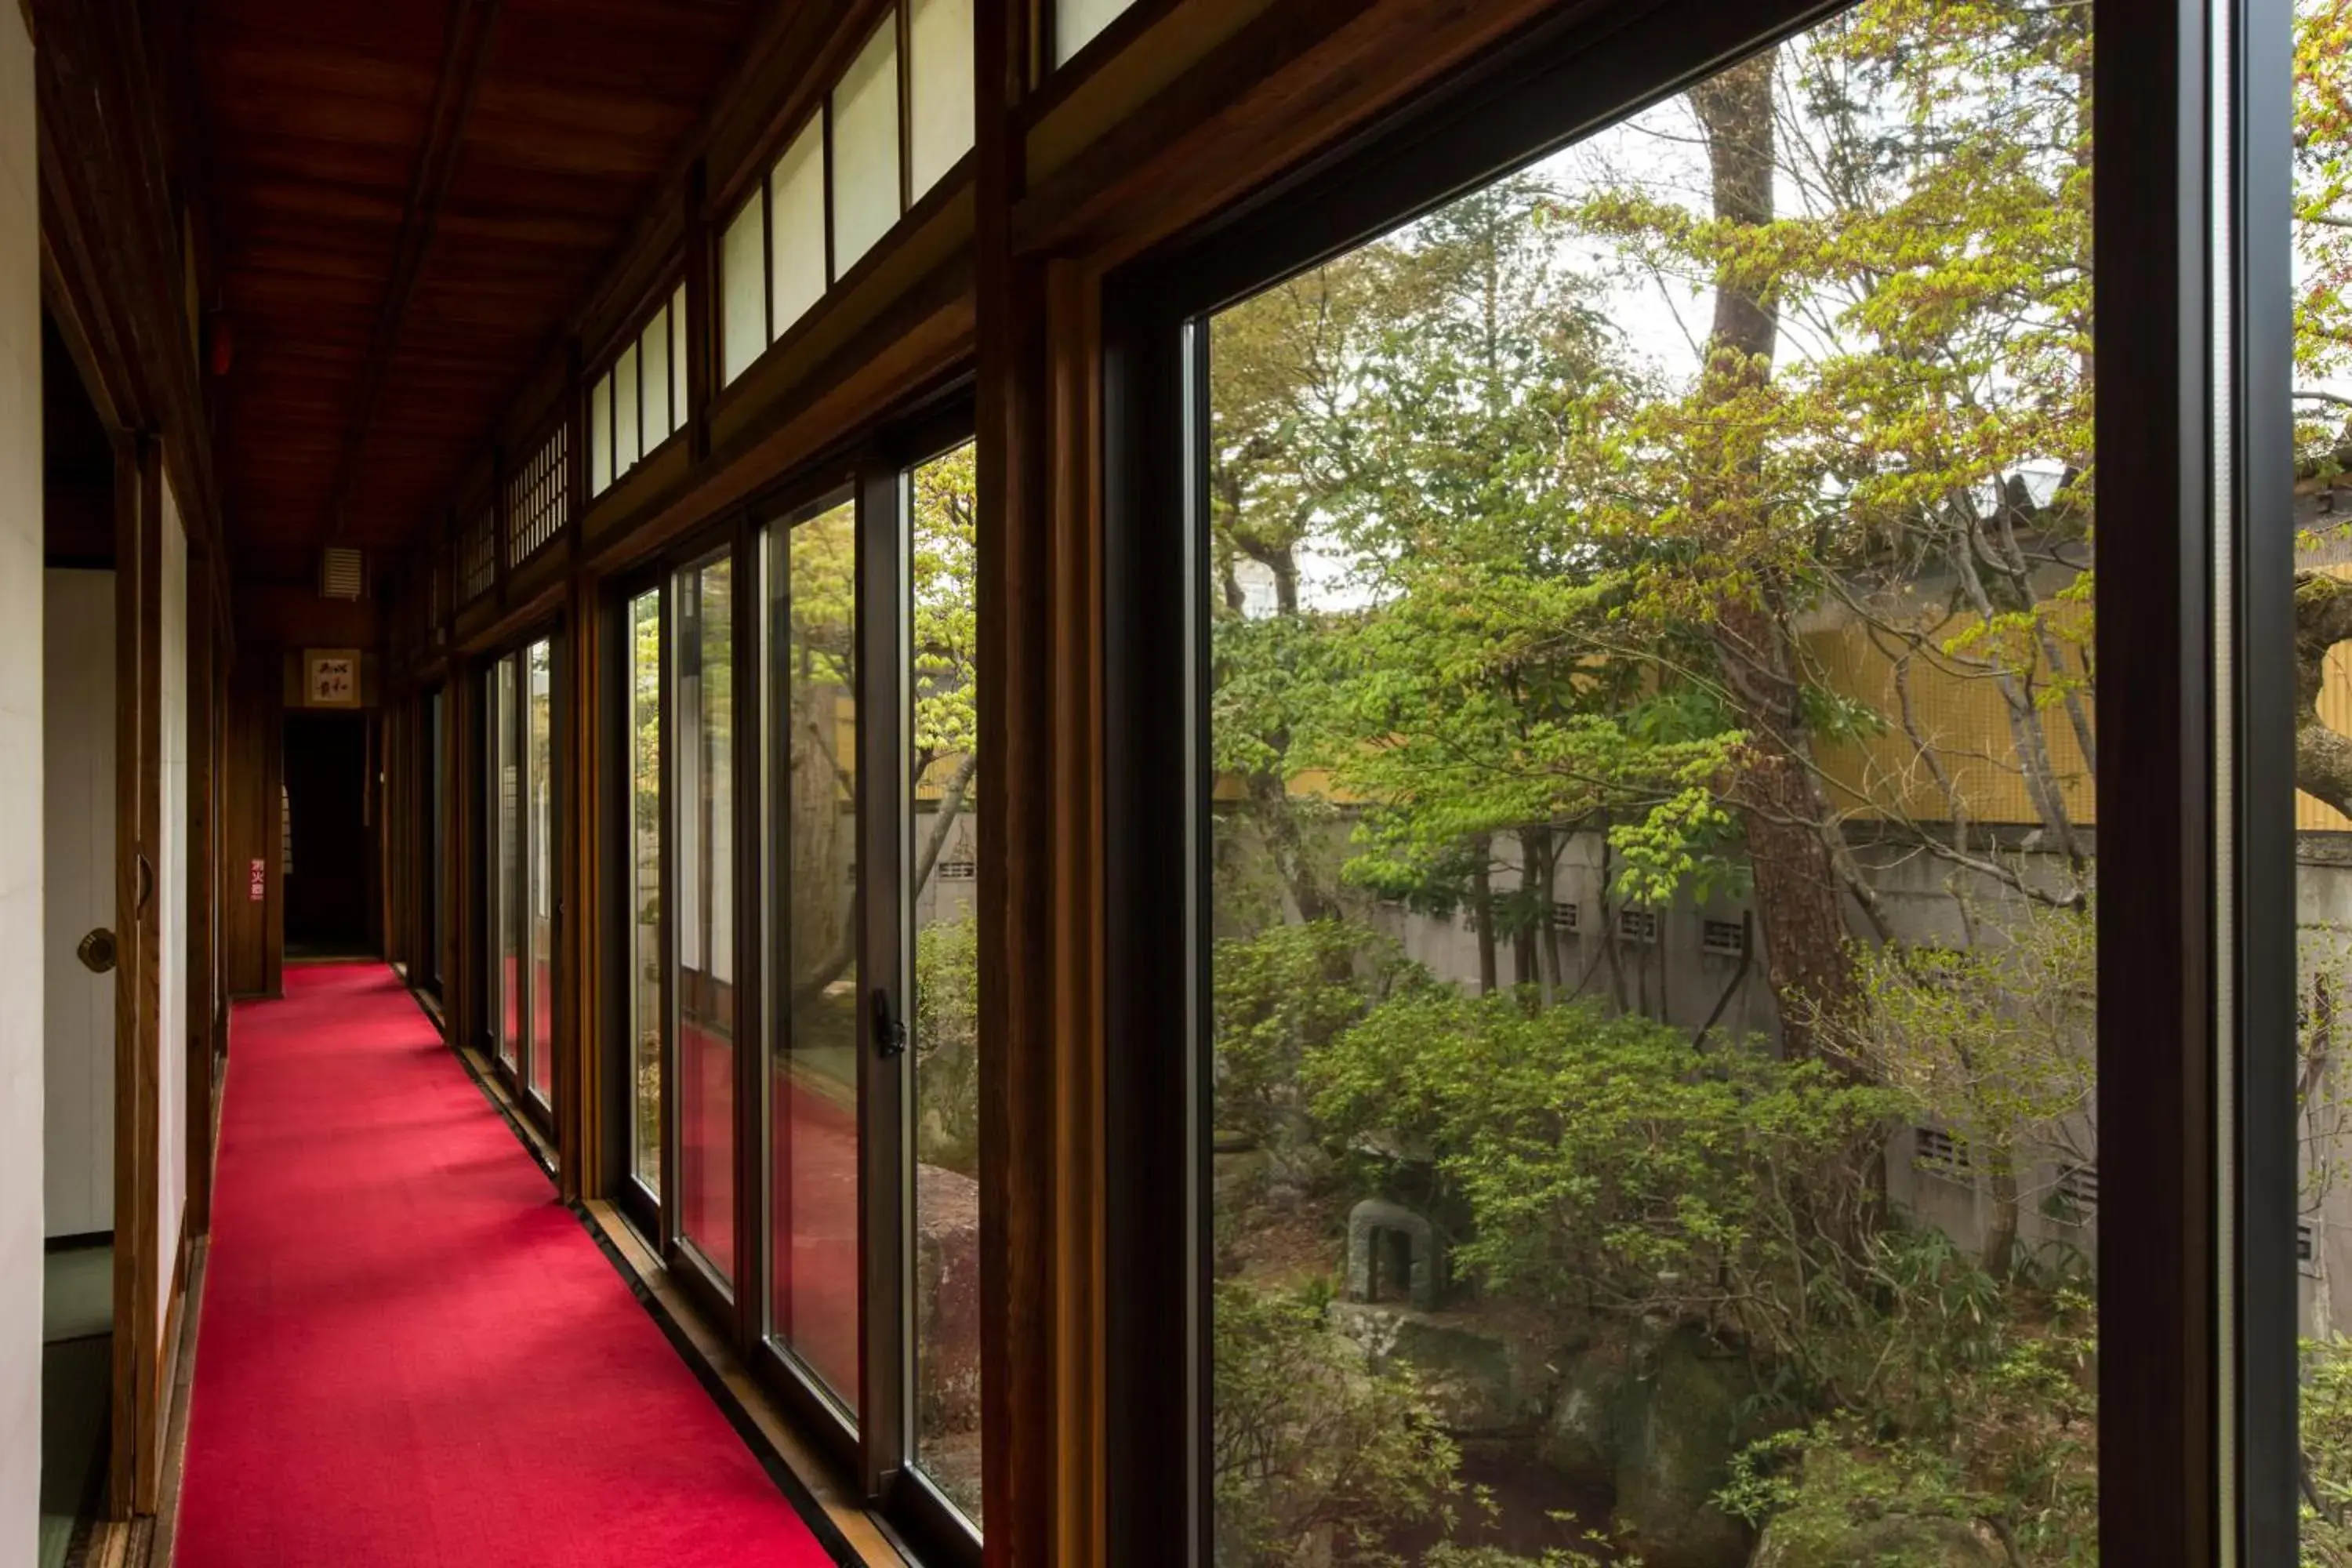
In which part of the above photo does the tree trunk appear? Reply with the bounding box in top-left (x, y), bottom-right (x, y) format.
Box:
top-left (1471, 837), bottom-right (1499, 996)
top-left (1690, 52), bottom-right (1860, 1062)
top-left (1245, 770), bottom-right (1338, 926)
top-left (1984, 1160), bottom-right (2022, 1282)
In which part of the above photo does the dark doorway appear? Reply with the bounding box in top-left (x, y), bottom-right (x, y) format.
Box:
top-left (284, 712), bottom-right (376, 957)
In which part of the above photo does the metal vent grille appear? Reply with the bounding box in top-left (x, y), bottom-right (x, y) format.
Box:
top-left (319, 546), bottom-right (364, 601)
top-left (1701, 917), bottom-right (1747, 958)
top-left (2056, 1163), bottom-right (2099, 1221)
top-left (1915, 1127), bottom-right (1971, 1175)
top-left (1616, 907), bottom-right (1657, 944)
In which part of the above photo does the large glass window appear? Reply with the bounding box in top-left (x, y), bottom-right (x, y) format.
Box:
top-left (2293, 0), bottom-right (2351, 1551)
top-left (629, 588), bottom-right (664, 1200)
top-left (1194, 10), bottom-right (2099, 1563)
top-left (767, 498), bottom-right (864, 1412)
top-left (908, 442), bottom-right (982, 1525)
top-left (678, 550), bottom-right (739, 1282)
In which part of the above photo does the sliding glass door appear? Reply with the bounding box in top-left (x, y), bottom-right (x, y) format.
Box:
top-left (625, 588), bottom-right (664, 1210)
top-left (603, 426), bottom-right (982, 1559)
top-left (527, 644), bottom-right (556, 1106)
top-left (425, 684), bottom-right (445, 996)
top-left (483, 633), bottom-right (562, 1127)
top-left (904, 441), bottom-right (982, 1529)
top-left (754, 434), bottom-right (984, 1556)
top-left (767, 495), bottom-right (862, 1412)
top-left (676, 550), bottom-right (739, 1283)
top-left (490, 655), bottom-right (521, 1073)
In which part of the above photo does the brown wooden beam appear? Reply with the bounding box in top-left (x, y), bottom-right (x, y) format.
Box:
top-left (323, 0), bottom-right (503, 539)
top-left (1011, 0), bottom-right (1573, 265)
top-left (975, 0), bottom-right (1061, 1561)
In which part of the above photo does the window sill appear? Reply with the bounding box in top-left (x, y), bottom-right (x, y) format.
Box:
top-left (577, 1200), bottom-right (916, 1568)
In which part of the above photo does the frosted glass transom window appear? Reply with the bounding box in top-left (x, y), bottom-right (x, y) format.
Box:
top-left (722, 192), bottom-right (768, 386)
top-left (590, 286), bottom-right (689, 497)
top-left (830, 20), bottom-right (902, 274)
top-left (615, 342), bottom-right (641, 473)
top-left (641, 308), bottom-right (671, 436)
top-left (770, 118), bottom-right (828, 337)
top-left (909, 0), bottom-right (975, 198)
top-left (669, 285), bottom-right (688, 432)
top-left (590, 376), bottom-right (612, 496)
top-left (1054, 0), bottom-right (1131, 66)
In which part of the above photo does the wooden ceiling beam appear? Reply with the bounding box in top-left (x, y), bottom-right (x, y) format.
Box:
top-left (322, 0), bottom-right (503, 541)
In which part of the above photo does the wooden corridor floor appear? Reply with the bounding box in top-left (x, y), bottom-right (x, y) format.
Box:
top-left (172, 964), bottom-right (842, 1567)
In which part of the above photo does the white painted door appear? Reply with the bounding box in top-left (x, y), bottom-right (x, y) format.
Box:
top-left (44, 568), bottom-right (114, 1240)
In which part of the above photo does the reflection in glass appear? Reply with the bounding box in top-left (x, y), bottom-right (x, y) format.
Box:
top-left (630, 589), bottom-right (664, 1198)
top-left (1203, 12), bottom-right (2098, 1562)
top-left (428, 687), bottom-right (445, 992)
top-left (769, 500), bottom-right (862, 1410)
top-left (909, 444), bottom-right (983, 1525)
top-left (2293, 0), bottom-right (2352, 1549)
top-left (528, 638), bottom-right (555, 1105)
top-left (679, 552), bottom-right (739, 1280)
top-left (494, 654), bottom-right (521, 1069)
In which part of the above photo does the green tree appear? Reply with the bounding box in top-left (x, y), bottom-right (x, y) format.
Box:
top-left (1212, 1280), bottom-right (1471, 1568)
top-left (1813, 901), bottom-right (2096, 1279)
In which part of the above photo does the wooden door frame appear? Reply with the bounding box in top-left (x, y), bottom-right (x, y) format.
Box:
top-left (107, 434), bottom-right (165, 1517)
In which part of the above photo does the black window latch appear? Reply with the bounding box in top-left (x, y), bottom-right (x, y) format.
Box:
top-left (871, 988), bottom-right (908, 1058)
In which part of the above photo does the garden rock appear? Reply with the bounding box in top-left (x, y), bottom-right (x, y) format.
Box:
top-left (1612, 1327), bottom-right (1751, 1568)
top-left (1539, 1341), bottom-right (1629, 1492)
top-left (1328, 1301), bottom-right (1555, 1436)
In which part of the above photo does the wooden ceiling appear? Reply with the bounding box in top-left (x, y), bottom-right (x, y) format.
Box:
top-left (192, 0), bottom-right (761, 581)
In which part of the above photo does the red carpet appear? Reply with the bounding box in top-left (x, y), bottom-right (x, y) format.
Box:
top-left (175, 964), bottom-right (840, 1567)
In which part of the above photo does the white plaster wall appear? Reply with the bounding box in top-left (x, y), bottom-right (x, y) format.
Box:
top-left (0, 2), bottom-right (47, 1550)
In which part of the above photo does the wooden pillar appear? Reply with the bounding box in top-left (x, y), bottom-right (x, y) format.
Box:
top-left (975, 0), bottom-right (1098, 1560)
top-left (109, 432), bottom-right (166, 1517)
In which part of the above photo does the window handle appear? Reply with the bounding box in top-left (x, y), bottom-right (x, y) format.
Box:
top-left (870, 987), bottom-right (908, 1059)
